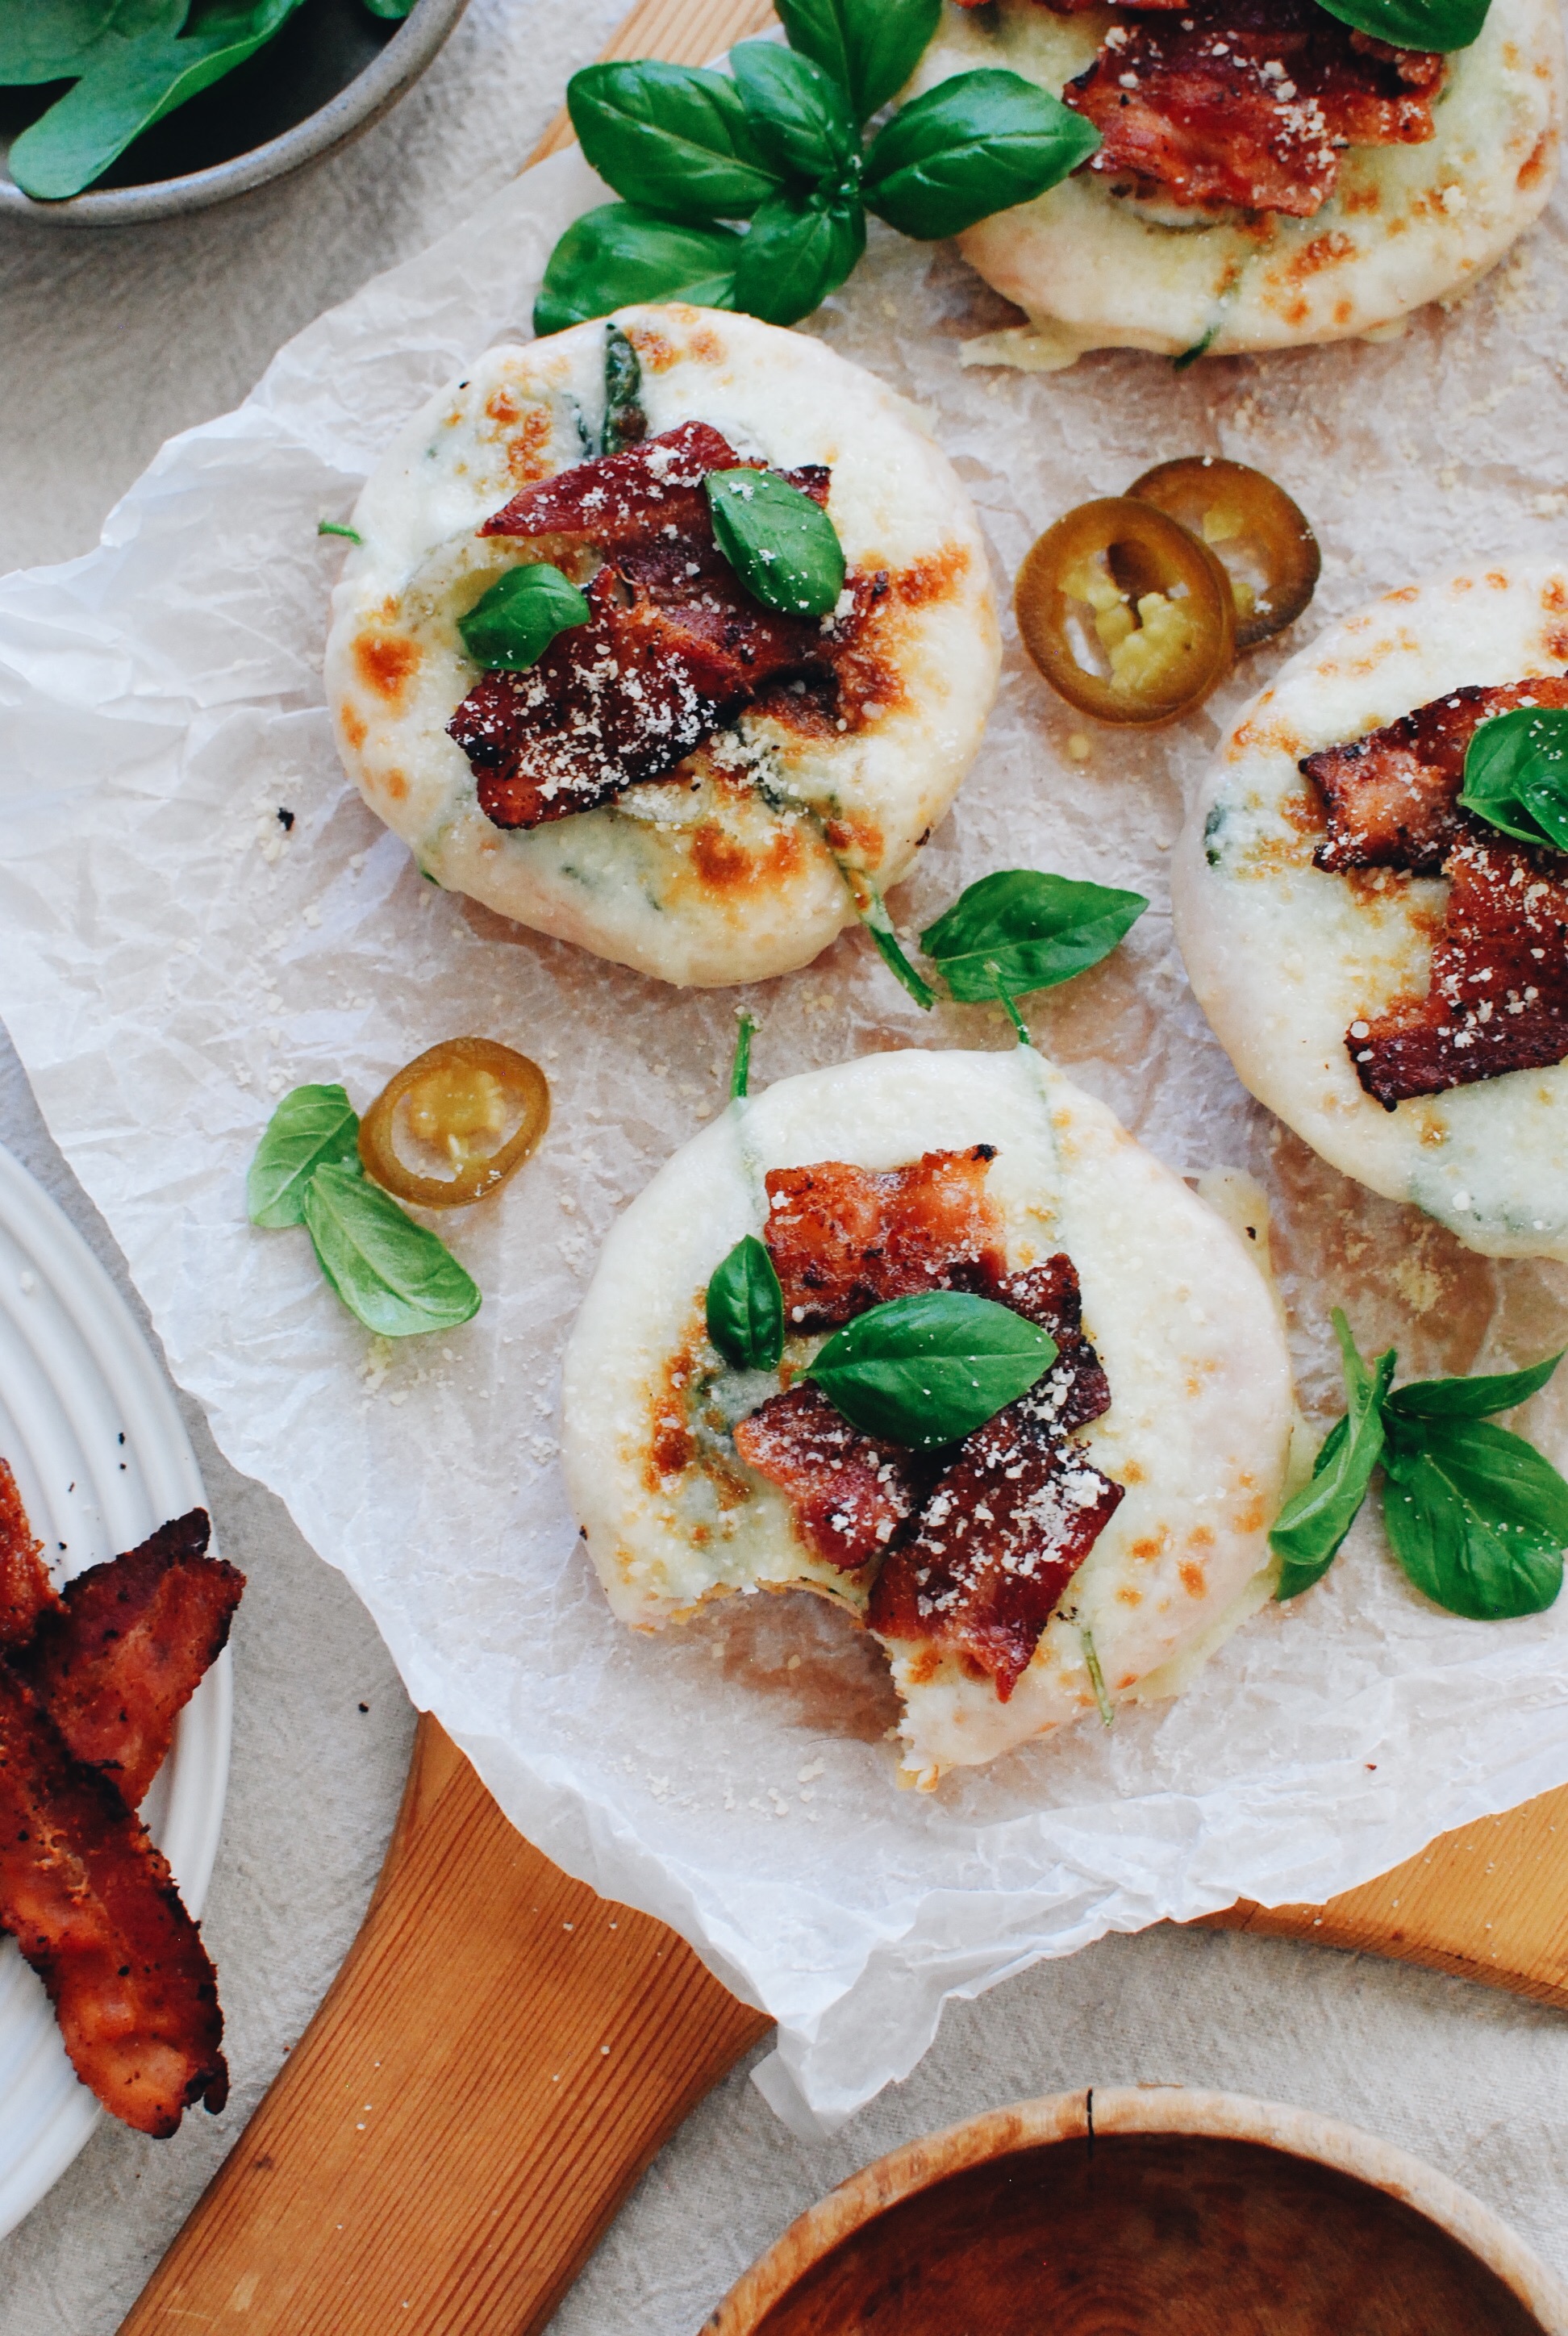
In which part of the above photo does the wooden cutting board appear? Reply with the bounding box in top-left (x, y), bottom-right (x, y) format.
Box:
top-left (119, 1), bottom-right (1568, 2325)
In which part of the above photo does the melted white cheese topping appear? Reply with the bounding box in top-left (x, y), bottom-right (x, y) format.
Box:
top-left (1172, 560), bottom-right (1568, 1258)
top-left (561, 1048), bottom-right (1294, 1784)
top-left (911, 0), bottom-right (1562, 366)
top-left (324, 305), bottom-right (998, 987)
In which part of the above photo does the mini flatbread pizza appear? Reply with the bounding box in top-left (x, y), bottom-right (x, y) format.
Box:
top-left (325, 305), bottom-right (999, 988)
top-left (911, 0), bottom-right (1562, 368)
top-left (561, 1048), bottom-right (1294, 1785)
top-left (1172, 560), bottom-right (1568, 1258)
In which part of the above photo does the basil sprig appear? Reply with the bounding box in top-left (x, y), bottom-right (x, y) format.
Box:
top-left (707, 1237), bottom-right (786, 1372)
top-left (1270, 1312), bottom-right (1568, 1620)
top-left (1316, 0), bottom-right (1490, 54)
top-left (536, 0), bottom-right (1099, 335)
top-left (840, 866), bottom-right (1148, 1029)
top-left (807, 1290), bottom-right (1057, 1448)
top-left (1459, 706), bottom-right (1568, 853)
top-left (706, 469), bottom-right (846, 617)
top-left (1270, 1312), bottom-right (1395, 1600)
top-left (249, 1085), bottom-right (481, 1340)
top-left (457, 565), bottom-right (590, 673)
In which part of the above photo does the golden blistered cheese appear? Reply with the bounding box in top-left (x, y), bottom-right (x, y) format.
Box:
top-left (323, 305), bottom-right (999, 987)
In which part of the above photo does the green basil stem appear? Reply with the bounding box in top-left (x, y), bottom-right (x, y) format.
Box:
top-left (1081, 1627), bottom-right (1114, 1728)
top-left (986, 961), bottom-right (1030, 1045)
top-left (835, 859), bottom-right (936, 1010)
top-left (318, 519), bottom-right (362, 544)
top-left (1172, 325), bottom-right (1216, 373)
top-left (731, 1010), bottom-right (757, 1100)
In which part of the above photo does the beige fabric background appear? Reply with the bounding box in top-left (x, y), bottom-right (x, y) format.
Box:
top-left (1, 2), bottom-right (1567, 2328)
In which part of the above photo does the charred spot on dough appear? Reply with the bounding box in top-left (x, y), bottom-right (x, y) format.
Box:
top-left (354, 632), bottom-right (421, 705)
top-left (1544, 624), bottom-right (1568, 660)
top-left (686, 820), bottom-right (805, 896)
top-left (1120, 1458), bottom-right (1146, 1486)
top-left (623, 323), bottom-right (679, 373)
top-left (507, 407), bottom-right (555, 486)
top-left (340, 706), bottom-right (367, 752)
top-left (644, 1343), bottom-right (697, 1491)
top-left (1541, 579), bottom-right (1568, 614)
top-left (1129, 1532), bottom-right (1166, 1564)
top-left (1341, 177), bottom-right (1382, 215)
top-left (1487, 571), bottom-right (1511, 590)
top-left (486, 386), bottom-right (521, 428)
top-left (381, 767), bottom-right (410, 804)
top-left (1285, 233), bottom-right (1357, 284)
top-left (1236, 1496), bottom-right (1268, 1533)
top-left (1178, 1559), bottom-right (1208, 1597)
top-left (823, 815), bottom-right (885, 862)
top-left (1519, 128), bottom-right (1556, 189)
top-left (1384, 586), bottom-right (1420, 606)
top-left (895, 544), bottom-right (972, 609)
top-left (904, 1646), bottom-right (945, 1687)
top-left (1333, 298), bottom-right (1353, 326)
top-left (1116, 1585), bottom-right (1143, 1607)
top-left (1227, 713), bottom-right (1303, 763)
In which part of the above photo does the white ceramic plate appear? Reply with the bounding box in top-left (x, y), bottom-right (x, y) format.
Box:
top-left (0, 1142), bottom-right (231, 2240)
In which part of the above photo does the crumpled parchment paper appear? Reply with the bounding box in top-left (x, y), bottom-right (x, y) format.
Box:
top-left (2, 136), bottom-right (1568, 2134)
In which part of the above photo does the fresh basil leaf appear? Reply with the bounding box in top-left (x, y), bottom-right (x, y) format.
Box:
top-left (1271, 1312), bottom-right (1395, 1598)
top-left (729, 40), bottom-right (860, 188)
top-left (302, 1162), bottom-right (481, 1339)
top-left (318, 519), bottom-right (361, 544)
top-left (862, 69), bottom-right (1099, 241)
top-left (362, 0), bottom-right (415, 17)
top-left (0, 0), bottom-right (120, 84)
top-left (707, 466), bottom-right (846, 617)
top-left (457, 564), bottom-right (590, 672)
top-left (706, 1236), bottom-right (785, 1372)
top-left (1387, 1349), bottom-right (1565, 1424)
top-left (920, 870), bottom-right (1148, 1003)
top-left (600, 323), bottom-right (645, 455)
top-left (1380, 1419), bottom-right (1568, 1618)
top-left (732, 187), bottom-right (865, 325)
top-left (1458, 706), bottom-right (1568, 853)
top-left (534, 205), bottom-right (741, 336)
top-left (248, 1084), bottom-right (361, 1229)
top-left (807, 1290), bottom-right (1057, 1448)
top-left (1315, 0), bottom-right (1490, 54)
top-left (565, 60), bottom-right (781, 222)
top-left (776, 0), bottom-right (941, 123)
top-left (9, 0), bottom-right (303, 200)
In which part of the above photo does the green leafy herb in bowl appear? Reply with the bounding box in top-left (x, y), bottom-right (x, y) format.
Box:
top-left (0, 0), bottom-right (457, 213)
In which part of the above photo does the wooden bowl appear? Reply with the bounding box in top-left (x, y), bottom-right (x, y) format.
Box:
top-left (707, 2088), bottom-right (1568, 2336)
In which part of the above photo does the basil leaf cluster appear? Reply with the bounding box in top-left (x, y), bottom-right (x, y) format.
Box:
top-left (536, 0), bottom-right (1100, 333)
top-left (249, 1084), bottom-right (481, 1339)
top-left (1316, 0), bottom-right (1490, 53)
top-left (1459, 706), bottom-right (1568, 853)
top-left (706, 469), bottom-right (846, 617)
top-left (457, 565), bottom-right (591, 673)
top-left (1270, 1310), bottom-right (1567, 1620)
top-left (848, 866), bottom-right (1148, 1027)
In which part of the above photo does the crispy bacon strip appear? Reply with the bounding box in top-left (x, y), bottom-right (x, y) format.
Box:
top-left (1303, 678), bottom-right (1568, 1103)
top-left (733, 1383), bottom-right (933, 1570)
top-left (1304, 678), bottom-right (1568, 874)
top-left (0, 1458), bottom-right (59, 1647)
top-left (450, 423), bottom-right (843, 828)
top-left (763, 1148), bottom-right (1007, 1332)
top-left (1064, 0), bottom-right (1441, 219)
top-left (19, 1511), bottom-right (244, 1808)
top-left (869, 1257), bottom-right (1123, 1700)
top-left (1352, 836), bottom-right (1568, 1107)
top-left (0, 1663), bottom-right (226, 2135)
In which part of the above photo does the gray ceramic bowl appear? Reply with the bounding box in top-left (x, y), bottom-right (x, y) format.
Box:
top-left (0, 0), bottom-right (469, 226)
